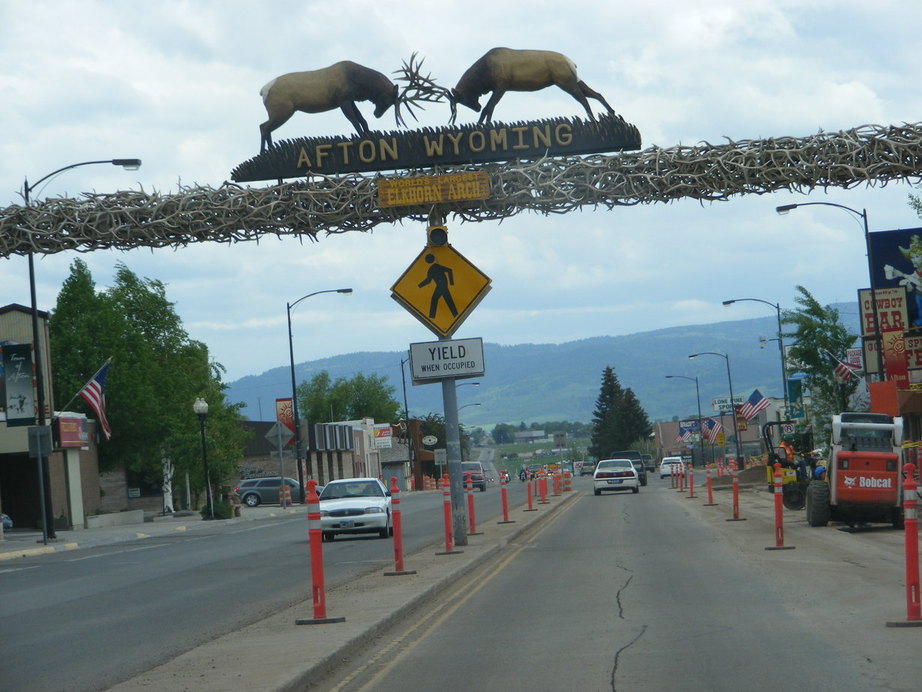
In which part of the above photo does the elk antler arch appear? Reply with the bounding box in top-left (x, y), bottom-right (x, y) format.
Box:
top-left (2, 122), bottom-right (921, 259)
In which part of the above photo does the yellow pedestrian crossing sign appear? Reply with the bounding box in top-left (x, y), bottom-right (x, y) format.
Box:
top-left (391, 242), bottom-right (491, 338)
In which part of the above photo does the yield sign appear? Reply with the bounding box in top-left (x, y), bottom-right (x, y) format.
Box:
top-left (391, 243), bottom-right (491, 338)
top-left (265, 422), bottom-right (294, 450)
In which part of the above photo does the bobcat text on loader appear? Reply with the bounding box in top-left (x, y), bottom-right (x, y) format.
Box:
top-left (806, 412), bottom-right (905, 528)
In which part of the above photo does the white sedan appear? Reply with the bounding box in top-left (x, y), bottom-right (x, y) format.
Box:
top-left (593, 459), bottom-right (640, 495)
top-left (318, 478), bottom-right (392, 541)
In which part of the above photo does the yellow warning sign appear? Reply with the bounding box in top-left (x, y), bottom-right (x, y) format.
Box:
top-left (391, 244), bottom-right (491, 338)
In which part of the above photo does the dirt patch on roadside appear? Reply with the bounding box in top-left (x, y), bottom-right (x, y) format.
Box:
top-left (707, 464), bottom-right (769, 488)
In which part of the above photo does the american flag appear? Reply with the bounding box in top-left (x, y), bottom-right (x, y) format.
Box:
top-left (676, 428), bottom-right (692, 443)
top-left (703, 418), bottom-right (722, 443)
top-left (824, 350), bottom-right (860, 383)
top-left (79, 360), bottom-right (112, 440)
top-left (737, 389), bottom-right (770, 421)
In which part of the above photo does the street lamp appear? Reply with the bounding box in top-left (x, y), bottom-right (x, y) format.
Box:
top-left (458, 403), bottom-right (481, 413)
top-left (665, 375), bottom-right (703, 467)
top-left (287, 288), bottom-right (352, 502)
top-left (689, 351), bottom-right (745, 466)
top-left (22, 158), bottom-right (142, 539)
top-left (776, 202), bottom-right (883, 378)
top-left (193, 397), bottom-right (214, 520)
top-left (722, 298), bottom-right (788, 415)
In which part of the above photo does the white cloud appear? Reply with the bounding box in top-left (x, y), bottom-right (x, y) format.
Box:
top-left (1, 0), bottom-right (921, 384)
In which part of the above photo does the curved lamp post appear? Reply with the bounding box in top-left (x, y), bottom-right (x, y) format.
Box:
top-left (287, 288), bottom-right (352, 502)
top-left (193, 397), bottom-right (213, 520)
top-left (23, 158), bottom-right (142, 541)
top-left (665, 374), bottom-right (702, 466)
top-left (776, 202), bottom-right (883, 379)
top-left (722, 297), bottom-right (788, 415)
top-left (689, 351), bottom-right (744, 466)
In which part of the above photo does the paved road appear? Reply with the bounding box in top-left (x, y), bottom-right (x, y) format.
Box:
top-left (314, 475), bottom-right (920, 691)
top-left (0, 484), bottom-right (527, 692)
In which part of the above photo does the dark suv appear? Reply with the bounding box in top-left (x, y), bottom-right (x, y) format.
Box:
top-left (608, 450), bottom-right (647, 486)
top-left (460, 461), bottom-right (487, 491)
top-left (234, 477), bottom-right (300, 506)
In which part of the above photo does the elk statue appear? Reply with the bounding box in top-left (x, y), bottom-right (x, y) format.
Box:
top-left (258, 54), bottom-right (444, 153)
top-left (449, 48), bottom-right (617, 125)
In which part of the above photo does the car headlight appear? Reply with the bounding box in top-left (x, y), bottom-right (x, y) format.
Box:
top-left (363, 506), bottom-right (386, 514)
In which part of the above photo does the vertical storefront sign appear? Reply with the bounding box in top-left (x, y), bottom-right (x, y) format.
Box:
top-left (2, 344), bottom-right (36, 427)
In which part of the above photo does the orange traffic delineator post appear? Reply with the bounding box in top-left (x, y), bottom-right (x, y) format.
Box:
top-left (887, 463), bottom-right (922, 627)
top-left (524, 477), bottom-right (537, 512)
top-left (765, 463), bottom-right (795, 551)
top-left (295, 480), bottom-right (345, 625)
top-left (436, 476), bottom-right (462, 555)
top-left (726, 461), bottom-right (746, 522)
top-left (466, 472), bottom-right (482, 535)
top-left (703, 463), bottom-right (717, 506)
top-left (686, 465), bottom-right (697, 499)
top-left (498, 475), bottom-right (515, 524)
top-left (384, 477), bottom-right (416, 576)
top-left (538, 471), bottom-right (549, 504)
top-left (671, 463), bottom-right (677, 488)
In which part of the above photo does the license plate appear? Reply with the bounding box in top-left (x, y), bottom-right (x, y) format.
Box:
top-left (340, 520), bottom-right (354, 527)
top-left (607, 479), bottom-right (622, 485)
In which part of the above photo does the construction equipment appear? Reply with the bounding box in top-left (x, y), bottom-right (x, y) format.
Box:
top-left (762, 420), bottom-right (810, 510)
top-left (805, 412), bottom-right (904, 528)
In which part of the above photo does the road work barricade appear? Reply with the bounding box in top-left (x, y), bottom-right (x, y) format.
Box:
top-left (765, 463), bottom-right (795, 551)
top-left (563, 470), bottom-right (572, 492)
top-left (295, 480), bottom-right (345, 625)
top-left (887, 463), bottom-right (921, 627)
top-left (278, 484), bottom-right (291, 508)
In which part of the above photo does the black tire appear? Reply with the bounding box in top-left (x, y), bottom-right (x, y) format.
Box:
top-left (782, 484), bottom-right (807, 511)
top-left (243, 493), bottom-right (260, 507)
top-left (594, 488), bottom-right (601, 496)
top-left (805, 480), bottom-right (831, 527)
top-left (891, 507), bottom-right (905, 530)
top-left (322, 531), bottom-right (334, 542)
top-left (479, 485), bottom-right (486, 492)
top-left (631, 486), bottom-right (639, 494)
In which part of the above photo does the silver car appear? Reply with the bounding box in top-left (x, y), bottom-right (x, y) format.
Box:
top-left (233, 477), bottom-right (300, 507)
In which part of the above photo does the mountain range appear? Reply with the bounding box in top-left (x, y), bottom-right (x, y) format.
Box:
top-left (225, 302), bottom-right (861, 427)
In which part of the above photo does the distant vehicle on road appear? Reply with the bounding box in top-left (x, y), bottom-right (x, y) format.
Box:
top-left (234, 477), bottom-right (300, 507)
top-left (659, 457), bottom-right (684, 478)
top-left (593, 459), bottom-right (640, 495)
top-left (579, 460), bottom-right (597, 476)
top-left (609, 450), bottom-right (647, 486)
top-left (318, 477), bottom-right (392, 541)
top-left (460, 461), bottom-right (487, 491)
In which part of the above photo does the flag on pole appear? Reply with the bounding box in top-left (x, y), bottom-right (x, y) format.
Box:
top-left (738, 389), bottom-right (770, 420)
top-left (703, 418), bottom-right (722, 443)
top-left (79, 359), bottom-right (112, 440)
top-left (823, 349), bottom-right (861, 383)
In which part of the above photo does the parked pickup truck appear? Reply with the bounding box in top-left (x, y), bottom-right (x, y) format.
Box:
top-left (608, 450), bottom-right (647, 486)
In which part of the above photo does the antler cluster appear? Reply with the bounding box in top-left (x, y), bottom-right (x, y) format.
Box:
top-left (393, 53), bottom-right (452, 127)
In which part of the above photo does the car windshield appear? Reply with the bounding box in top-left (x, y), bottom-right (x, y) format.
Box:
top-left (319, 481), bottom-right (383, 500)
top-left (596, 460), bottom-right (632, 470)
top-left (461, 463), bottom-right (482, 473)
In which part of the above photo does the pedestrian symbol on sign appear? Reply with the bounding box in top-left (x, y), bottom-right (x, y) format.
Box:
top-left (418, 254), bottom-right (458, 319)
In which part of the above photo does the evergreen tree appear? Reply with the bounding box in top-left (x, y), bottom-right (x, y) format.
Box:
top-left (589, 366), bottom-right (623, 459)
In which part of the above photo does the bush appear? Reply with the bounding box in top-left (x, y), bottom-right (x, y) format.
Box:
top-left (201, 499), bottom-right (234, 520)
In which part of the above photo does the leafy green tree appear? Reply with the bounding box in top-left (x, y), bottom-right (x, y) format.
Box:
top-left (49, 260), bottom-right (246, 505)
top-left (491, 422), bottom-right (516, 444)
top-left (297, 370), bottom-right (400, 423)
top-left (782, 285), bottom-right (862, 441)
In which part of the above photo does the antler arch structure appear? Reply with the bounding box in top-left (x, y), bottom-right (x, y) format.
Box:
top-left (2, 122), bottom-right (921, 258)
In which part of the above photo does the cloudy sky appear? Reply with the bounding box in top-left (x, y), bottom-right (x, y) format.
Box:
top-left (2, 0), bottom-right (921, 388)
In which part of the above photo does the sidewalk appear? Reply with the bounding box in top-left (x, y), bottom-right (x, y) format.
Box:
top-left (0, 504), bottom-right (303, 561)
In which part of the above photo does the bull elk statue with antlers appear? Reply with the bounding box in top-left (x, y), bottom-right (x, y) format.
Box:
top-left (448, 47), bottom-right (617, 125)
top-left (258, 54), bottom-right (443, 153)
